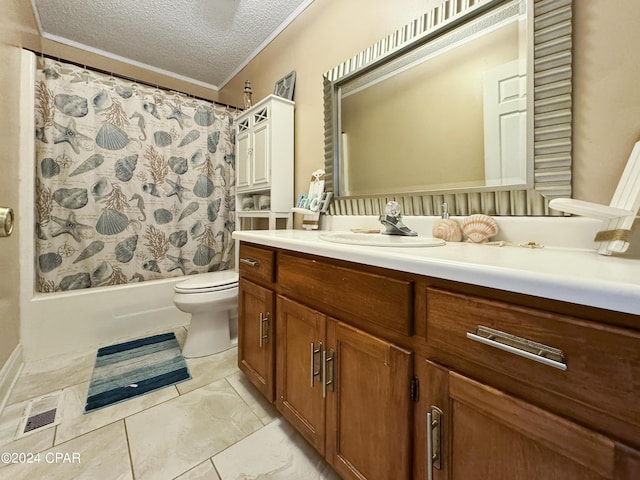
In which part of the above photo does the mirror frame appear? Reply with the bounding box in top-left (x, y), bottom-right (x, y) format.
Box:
top-left (323, 0), bottom-right (572, 216)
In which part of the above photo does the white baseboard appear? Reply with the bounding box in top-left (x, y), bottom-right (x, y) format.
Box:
top-left (0, 344), bottom-right (24, 415)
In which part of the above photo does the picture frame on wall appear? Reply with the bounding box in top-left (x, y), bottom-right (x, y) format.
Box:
top-left (274, 71), bottom-right (296, 100)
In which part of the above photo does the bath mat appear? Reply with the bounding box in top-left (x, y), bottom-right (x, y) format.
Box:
top-left (84, 332), bottom-right (191, 413)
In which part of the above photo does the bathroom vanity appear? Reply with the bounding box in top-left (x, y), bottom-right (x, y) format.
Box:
top-left (233, 230), bottom-right (640, 480)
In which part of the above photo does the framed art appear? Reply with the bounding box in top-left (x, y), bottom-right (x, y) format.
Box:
top-left (274, 70), bottom-right (296, 100)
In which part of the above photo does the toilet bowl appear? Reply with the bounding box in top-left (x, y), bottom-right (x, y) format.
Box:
top-left (173, 271), bottom-right (239, 358)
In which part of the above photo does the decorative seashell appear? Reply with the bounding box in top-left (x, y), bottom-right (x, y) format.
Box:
top-left (207, 199), bottom-right (221, 222)
top-left (38, 252), bottom-right (62, 273)
top-left (115, 86), bottom-right (133, 99)
top-left (193, 245), bottom-right (216, 266)
top-left (169, 156), bottom-right (188, 175)
top-left (91, 261), bottom-right (113, 283)
top-left (190, 220), bottom-right (204, 239)
top-left (54, 94), bottom-right (88, 117)
top-left (40, 158), bottom-right (60, 178)
top-left (91, 178), bottom-right (112, 199)
top-left (178, 130), bottom-right (200, 148)
top-left (53, 188), bottom-right (88, 209)
top-left (115, 154), bottom-right (138, 182)
top-left (224, 153), bottom-right (234, 165)
top-left (35, 223), bottom-right (48, 240)
top-left (143, 101), bottom-right (161, 119)
top-left (189, 150), bottom-right (204, 168)
top-left (178, 201), bottom-right (199, 221)
top-left (153, 208), bottom-right (173, 224)
top-left (96, 208), bottom-right (129, 235)
top-left (154, 131), bottom-right (172, 147)
top-left (96, 123), bottom-right (129, 150)
top-left (70, 153), bottom-right (105, 176)
top-left (59, 272), bottom-right (91, 291)
top-left (194, 106), bottom-right (215, 126)
top-left (432, 219), bottom-right (462, 242)
top-left (169, 230), bottom-right (188, 248)
top-left (115, 235), bottom-right (138, 263)
top-left (142, 183), bottom-right (160, 197)
top-left (143, 260), bottom-right (161, 273)
top-left (73, 240), bottom-right (105, 263)
top-left (461, 214), bottom-right (499, 243)
top-left (207, 131), bottom-right (220, 153)
top-left (41, 67), bottom-right (60, 80)
top-left (91, 90), bottom-right (110, 110)
top-left (193, 175), bottom-right (213, 198)
top-left (130, 272), bottom-right (145, 282)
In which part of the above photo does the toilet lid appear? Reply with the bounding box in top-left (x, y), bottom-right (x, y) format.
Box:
top-left (174, 271), bottom-right (239, 293)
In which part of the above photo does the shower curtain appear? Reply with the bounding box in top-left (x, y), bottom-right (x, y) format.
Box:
top-left (34, 58), bottom-right (236, 292)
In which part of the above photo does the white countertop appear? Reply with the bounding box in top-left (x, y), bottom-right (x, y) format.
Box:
top-left (233, 228), bottom-right (640, 316)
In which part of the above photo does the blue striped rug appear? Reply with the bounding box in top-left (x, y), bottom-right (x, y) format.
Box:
top-left (84, 332), bottom-right (191, 413)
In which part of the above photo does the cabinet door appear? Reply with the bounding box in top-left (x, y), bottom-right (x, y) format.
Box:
top-left (415, 358), bottom-right (630, 480)
top-left (325, 319), bottom-right (413, 480)
top-left (236, 127), bottom-right (251, 190)
top-left (275, 296), bottom-right (327, 454)
top-left (237, 278), bottom-right (275, 401)
top-left (251, 118), bottom-right (270, 188)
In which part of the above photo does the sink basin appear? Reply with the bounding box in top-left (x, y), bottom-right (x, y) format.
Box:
top-left (319, 232), bottom-right (445, 247)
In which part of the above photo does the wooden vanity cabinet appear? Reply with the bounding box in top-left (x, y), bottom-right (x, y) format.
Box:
top-left (275, 295), bottom-right (414, 480)
top-left (237, 243), bottom-right (276, 401)
top-left (414, 358), bottom-right (640, 480)
top-left (236, 241), bottom-right (640, 479)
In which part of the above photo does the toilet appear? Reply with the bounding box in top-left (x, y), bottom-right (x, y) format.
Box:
top-left (173, 270), bottom-right (239, 358)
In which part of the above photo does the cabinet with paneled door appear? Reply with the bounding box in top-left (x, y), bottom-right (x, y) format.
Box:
top-left (235, 94), bottom-right (293, 230)
top-left (414, 358), bottom-right (640, 480)
top-left (237, 243), bottom-right (276, 401)
top-left (275, 295), bottom-right (413, 480)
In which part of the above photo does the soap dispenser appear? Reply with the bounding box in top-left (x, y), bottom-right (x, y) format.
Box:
top-left (432, 203), bottom-right (462, 242)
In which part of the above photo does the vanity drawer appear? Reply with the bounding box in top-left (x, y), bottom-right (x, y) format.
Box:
top-left (238, 243), bottom-right (275, 285)
top-left (424, 287), bottom-right (640, 431)
top-left (278, 252), bottom-right (413, 337)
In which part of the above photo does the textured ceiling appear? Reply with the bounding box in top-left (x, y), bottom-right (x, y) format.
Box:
top-left (31, 0), bottom-right (313, 89)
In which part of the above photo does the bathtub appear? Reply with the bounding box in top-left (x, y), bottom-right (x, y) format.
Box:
top-left (20, 278), bottom-right (192, 361)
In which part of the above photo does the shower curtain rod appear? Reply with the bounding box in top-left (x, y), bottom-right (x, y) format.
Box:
top-left (31, 50), bottom-right (243, 112)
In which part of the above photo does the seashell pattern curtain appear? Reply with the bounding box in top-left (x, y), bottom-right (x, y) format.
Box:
top-left (34, 58), bottom-right (236, 292)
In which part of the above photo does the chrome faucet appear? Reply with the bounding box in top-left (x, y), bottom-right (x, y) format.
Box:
top-left (379, 201), bottom-right (417, 236)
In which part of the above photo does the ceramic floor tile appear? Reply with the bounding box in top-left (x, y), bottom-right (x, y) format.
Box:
top-left (7, 352), bottom-right (95, 405)
top-left (225, 372), bottom-right (279, 426)
top-left (55, 379), bottom-right (179, 445)
top-left (0, 400), bottom-right (55, 469)
top-left (213, 418), bottom-right (340, 480)
top-left (176, 347), bottom-right (240, 395)
top-left (126, 377), bottom-right (262, 480)
top-left (175, 460), bottom-right (221, 480)
top-left (0, 421), bottom-right (131, 480)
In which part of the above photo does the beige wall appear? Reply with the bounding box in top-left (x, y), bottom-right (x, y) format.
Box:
top-left (220, 0), bottom-right (640, 211)
top-left (0, 0), bottom-right (39, 368)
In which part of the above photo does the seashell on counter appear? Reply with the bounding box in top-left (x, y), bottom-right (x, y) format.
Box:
top-left (432, 219), bottom-right (462, 242)
top-left (461, 214), bottom-right (499, 243)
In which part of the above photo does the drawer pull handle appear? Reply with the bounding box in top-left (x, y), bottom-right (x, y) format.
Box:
top-left (310, 342), bottom-right (322, 387)
top-left (240, 257), bottom-right (260, 267)
top-left (259, 312), bottom-right (269, 347)
top-left (322, 348), bottom-right (335, 398)
top-left (427, 406), bottom-right (443, 480)
top-left (467, 326), bottom-right (567, 371)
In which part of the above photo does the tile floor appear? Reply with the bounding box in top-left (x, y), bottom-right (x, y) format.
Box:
top-left (0, 327), bottom-right (340, 480)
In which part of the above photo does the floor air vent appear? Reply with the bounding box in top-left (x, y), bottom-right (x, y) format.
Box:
top-left (15, 391), bottom-right (62, 439)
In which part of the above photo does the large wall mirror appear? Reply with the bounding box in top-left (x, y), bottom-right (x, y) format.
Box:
top-left (324, 0), bottom-right (573, 216)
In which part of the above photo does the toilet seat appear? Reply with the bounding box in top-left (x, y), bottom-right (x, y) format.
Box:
top-left (174, 271), bottom-right (239, 294)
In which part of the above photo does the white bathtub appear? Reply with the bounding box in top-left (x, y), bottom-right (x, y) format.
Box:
top-left (21, 278), bottom-right (191, 361)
